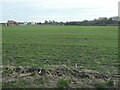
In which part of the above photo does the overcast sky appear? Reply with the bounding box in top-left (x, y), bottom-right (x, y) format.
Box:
top-left (0, 0), bottom-right (119, 22)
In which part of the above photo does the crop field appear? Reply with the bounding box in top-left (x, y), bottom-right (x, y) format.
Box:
top-left (2, 25), bottom-right (118, 88)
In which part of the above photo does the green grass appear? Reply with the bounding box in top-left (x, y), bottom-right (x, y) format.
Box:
top-left (2, 25), bottom-right (118, 74)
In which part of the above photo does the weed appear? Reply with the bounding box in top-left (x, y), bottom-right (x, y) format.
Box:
top-left (106, 79), bottom-right (114, 87)
top-left (94, 83), bottom-right (106, 90)
top-left (56, 78), bottom-right (69, 88)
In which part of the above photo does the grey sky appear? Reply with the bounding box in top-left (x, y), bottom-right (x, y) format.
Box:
top-left (0, 0), bottom-right (119, 22)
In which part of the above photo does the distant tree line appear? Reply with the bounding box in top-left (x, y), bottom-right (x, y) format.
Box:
top-left (43, 16), bottom-right (119, 26)
top-left (0, 16), bottom-right (119, 26)
top-left (44, 20), bottom-right (64, 25)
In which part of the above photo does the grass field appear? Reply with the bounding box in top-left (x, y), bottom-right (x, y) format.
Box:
top-left (2, 25), bottom-right (118, 88)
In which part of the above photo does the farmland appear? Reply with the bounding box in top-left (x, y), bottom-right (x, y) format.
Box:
top-left (2, 25), bottom-right (118, 88)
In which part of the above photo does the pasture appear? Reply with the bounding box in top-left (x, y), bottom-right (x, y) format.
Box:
top-left (2, 25), bottom-right (118, 88)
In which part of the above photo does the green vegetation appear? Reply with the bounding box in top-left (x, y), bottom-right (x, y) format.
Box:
top-left (2, 25), bottom-right (118, 88)
top-left (2, 25), bottom-right (118, 73)
top-left (94, 80), bottom-right (114, 89)
top-left (94, 82), bottom-right (106, 90)
top-left (106, 79), bottom-right (114, 87)
top-left (56, 78), bottom-right (69, 88)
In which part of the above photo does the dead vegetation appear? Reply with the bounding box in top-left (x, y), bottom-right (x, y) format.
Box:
top-left (2, 65), bottom-right (119, 88)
